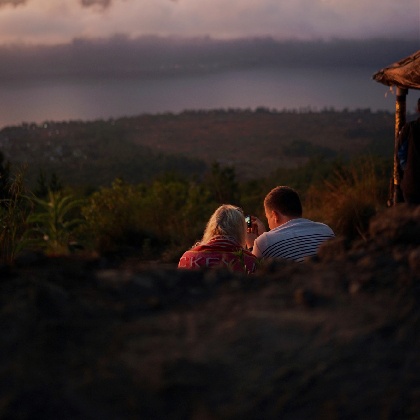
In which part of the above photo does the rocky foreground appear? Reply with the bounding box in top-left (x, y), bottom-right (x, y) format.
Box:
top-left (1, 205), bottom-right (419, 419)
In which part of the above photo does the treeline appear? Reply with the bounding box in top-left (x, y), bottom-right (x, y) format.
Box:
top-left (0, 119), bottom-right (208, 188)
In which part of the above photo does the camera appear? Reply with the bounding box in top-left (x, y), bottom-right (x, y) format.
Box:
top-left (245, 215), bottom-right (252, 228)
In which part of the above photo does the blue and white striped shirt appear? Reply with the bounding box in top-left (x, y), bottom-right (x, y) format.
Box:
top-left (253, 218), bottom-right (335, 262)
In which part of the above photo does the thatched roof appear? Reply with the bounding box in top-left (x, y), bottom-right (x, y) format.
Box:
top-left (373, 50), bottom-right (420, 90)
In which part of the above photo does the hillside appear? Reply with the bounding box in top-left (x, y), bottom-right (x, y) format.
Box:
top-left (122, 108), bottom-right (396, 179)
top-left (0, 108), bottom-right (396, 187)
top-left (1, 204), bottom-right (419, 418)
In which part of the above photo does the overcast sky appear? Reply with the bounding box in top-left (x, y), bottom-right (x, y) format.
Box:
top-left (0, 0), bottom-right (418, 45)
top-left (0, 0), bottom-right (419, 126)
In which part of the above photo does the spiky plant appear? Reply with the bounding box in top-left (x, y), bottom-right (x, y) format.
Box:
top-left (26, 190), bottom-right (85, 255)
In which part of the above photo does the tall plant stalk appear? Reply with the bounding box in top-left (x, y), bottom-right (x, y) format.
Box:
top-left (0, 170), bottom-right (30, 264)
top-left (27, 190), bottom-right (85, 255)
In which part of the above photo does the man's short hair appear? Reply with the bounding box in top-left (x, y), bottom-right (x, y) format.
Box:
top-left (264, 186), bottom-right (302, 217)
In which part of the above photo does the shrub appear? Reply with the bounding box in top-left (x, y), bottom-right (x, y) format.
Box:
top-left (0, 169), bottom-right (31, 264)
top-left (80, 179), bottom-right (149, 255)
top-left (304, 157), bottom-right (389, 240)
top-left (26, 190), bottom-right (85, 256)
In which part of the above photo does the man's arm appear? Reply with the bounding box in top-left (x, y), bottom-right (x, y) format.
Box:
top-left (245, 216), bottom-right (266, 251)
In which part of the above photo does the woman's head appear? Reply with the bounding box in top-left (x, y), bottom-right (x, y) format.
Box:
top-left (202, 204), bottom-right (247, 246)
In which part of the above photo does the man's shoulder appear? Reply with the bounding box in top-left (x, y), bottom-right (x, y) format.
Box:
top-left (289, 217), bottom-right (331, 227)
top-left (284, 218), bottom-right (335, 236)
top-left (301, 219), bottom-right (332, 232)
top-left (262, 218), bottom-right (334, 237)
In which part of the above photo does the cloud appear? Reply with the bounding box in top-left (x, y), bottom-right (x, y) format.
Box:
top-left (79, 0), bottom-right (177, 10)
top-left (0, 0), bottom-right (26, 7)
top-left (80, 0), bottom-right (111, 8)
top-left (0, 0), bottom-right (417, 45)
top-left (0, 37), bottom-right (417, 81)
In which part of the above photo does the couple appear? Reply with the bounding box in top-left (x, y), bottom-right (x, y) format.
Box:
top-left (178, 186), bottom-right (335, 273)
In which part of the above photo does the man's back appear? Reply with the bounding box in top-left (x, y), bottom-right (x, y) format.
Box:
top-left (253, 218), bottom-right (334, 262)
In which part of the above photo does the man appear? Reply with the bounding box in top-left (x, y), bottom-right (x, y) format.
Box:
top-left (246, 186), bottom-right (334, 262)
top-left (397, 98), bottom-right (420, 204)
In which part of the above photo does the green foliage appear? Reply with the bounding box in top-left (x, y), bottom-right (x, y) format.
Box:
top-left (267, 156), bottom-right (347, 193)
top-left (0, 169), bottom-right (31, 264)
top-left (283, 139), bottom-right (336, 158)
top-left (34, 170), bottom-right (63, 198)
top-left (141, 178), bottom-right (216, 261)
top-left (0, 109), bottom-right (398, 262)
top-left (0, 151), bottom-right (12, 202)
top-left (304, 157), bottom-right (390, 240)
top-left (80, 179), bottom-right (147, 255)
top-left (205, 162), bottom-right (240, 205)
top-left (240, 156), bottom-right (348, 219)
top-left (0, 154), bottom-right (394, 263)
top-left (242, 155), bottom-right (391, 241)
top-left (26, 190), bottom-right (85, 255)
top-left (80, 176), bottom-right (215, 261)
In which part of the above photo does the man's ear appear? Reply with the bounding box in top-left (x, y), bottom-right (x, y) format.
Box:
top-left (272, 209), bottom-right (281, 224)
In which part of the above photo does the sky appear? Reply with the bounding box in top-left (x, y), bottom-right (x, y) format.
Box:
top-left (0, 0), bottom-right (418, 46)
top-left (0, 0), bottom-right (419, 126)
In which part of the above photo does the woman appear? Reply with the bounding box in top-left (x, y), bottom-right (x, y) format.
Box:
top-left (178, 204), bottom-right (257, 273)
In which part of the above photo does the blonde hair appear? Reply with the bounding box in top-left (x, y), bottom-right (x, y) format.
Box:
top-left (201, 204), bottom-right (246, 246)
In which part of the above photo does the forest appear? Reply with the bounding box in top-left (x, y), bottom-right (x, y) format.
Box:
top-left (0, 108), bottom-right (399, 264)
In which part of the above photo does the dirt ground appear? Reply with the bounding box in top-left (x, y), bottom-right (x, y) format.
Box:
top-left (1, 205), bottom-right (419, 419)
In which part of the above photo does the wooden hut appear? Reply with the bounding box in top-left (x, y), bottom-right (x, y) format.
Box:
top-left (373, 50), bottom-right (420, 205)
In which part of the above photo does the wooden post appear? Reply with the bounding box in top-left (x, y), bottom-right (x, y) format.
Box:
top-left (393, 87), bottom-right (408, 205)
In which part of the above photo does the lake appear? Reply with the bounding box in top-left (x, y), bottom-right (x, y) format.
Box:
top-left (1, 66), bottom-right (417, 128)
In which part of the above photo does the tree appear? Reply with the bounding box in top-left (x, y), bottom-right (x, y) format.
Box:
top-left (205, 162), bottom-right (240, 205)
top-left (34, 170), bottom-right (63, 198)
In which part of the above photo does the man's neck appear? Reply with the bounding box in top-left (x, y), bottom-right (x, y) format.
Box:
top-left (277, 215), bottom-right (299, 227)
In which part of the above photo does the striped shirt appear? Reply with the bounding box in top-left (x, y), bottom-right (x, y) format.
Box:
top-left (253, 218), bottom-right (334, 262)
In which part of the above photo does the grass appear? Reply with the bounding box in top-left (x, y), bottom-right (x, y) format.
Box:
top-left (304, 157), bottom-right (389, 240)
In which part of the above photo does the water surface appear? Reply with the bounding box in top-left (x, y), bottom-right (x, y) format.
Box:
top-left (1, 66), bottom-right (416, 128)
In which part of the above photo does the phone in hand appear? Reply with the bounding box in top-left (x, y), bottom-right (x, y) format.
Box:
top-left (245, 215), bottom-right (252, 228)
